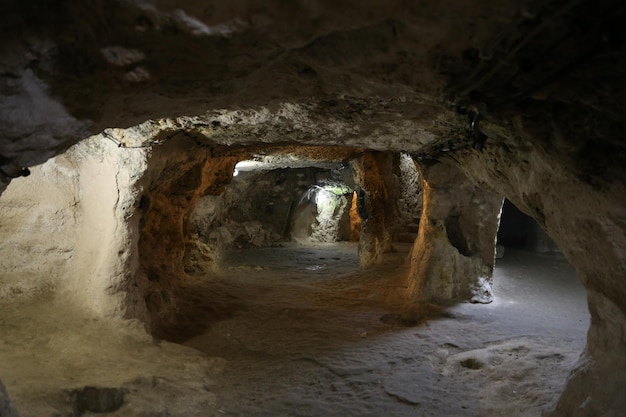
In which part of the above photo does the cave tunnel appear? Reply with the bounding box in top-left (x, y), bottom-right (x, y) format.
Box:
top-left (134, 144), bottom-right (431, 340)
top-left (1, 0), bottom-right (626, 416)
top-left (0, 136), bottom-right (592, 417)
top-left (209, 158), bottom-right (358, 247)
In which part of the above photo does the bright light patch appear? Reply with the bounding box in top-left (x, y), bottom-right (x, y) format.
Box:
top-left (235, 160), bottom-right (264, 171)
top-left (315, 190), bottom-right (331, 206)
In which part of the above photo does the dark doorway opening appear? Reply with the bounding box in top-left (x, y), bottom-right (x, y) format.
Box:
top-left (497, 199), bottom-right (559, 253)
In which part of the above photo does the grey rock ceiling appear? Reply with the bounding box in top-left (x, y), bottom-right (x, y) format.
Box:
top-left (1, 0), bottom-right (624, 182)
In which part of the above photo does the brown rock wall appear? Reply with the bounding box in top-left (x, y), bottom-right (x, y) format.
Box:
top-left (136, 139), bottom-right (238, 335)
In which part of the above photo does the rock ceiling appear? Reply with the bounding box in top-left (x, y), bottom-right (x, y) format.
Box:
top-left (2, 0), bottom-right (623, 182)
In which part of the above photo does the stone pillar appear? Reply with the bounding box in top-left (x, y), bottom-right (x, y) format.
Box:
top-left (406, 160), bottom-right (503, 304)
top-left (352, 152), bottom-right (402, 267)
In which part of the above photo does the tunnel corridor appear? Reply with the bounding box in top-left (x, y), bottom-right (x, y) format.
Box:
top-left (0, 134), bottom-right (595, 416)
top-left (2, 1), bottom-right (626, 415)
top-left (181, 242), bottom-right (589, 417)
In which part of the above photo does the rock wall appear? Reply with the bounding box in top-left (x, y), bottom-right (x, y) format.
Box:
top-left (0, 62), bottom-right (88, 176)
top-left (397, 153), bottom-right (423, 224)
top-left (0, 135), bottom-right (149, 320)
top-left (447, 119), bottom-right (626, 416)
top-left (406, 160), bottom-right (503, 304)
top-left (136, 140), bottom-right (238, 335)
top-left (67, 139), bottom-right (149, 320)
top-left (308, 192), bottom-right (352, 243)
top-left (188, 194), bottom-right (229, 270)
top-left (0, 131), bottom-right (240, 334)
top-left (348, 192), bottom-right (363, 241)
top-left (0, 156), bottom-right (79, 298)
top-left (527, 220), bottom-right (560, 253)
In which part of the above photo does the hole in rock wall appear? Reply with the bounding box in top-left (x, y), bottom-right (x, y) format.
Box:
top-left (497, 198), bottom-right (560, 254)
top-left (183, 162), bottom-right (364, 311)
top-left (293, 180), bottom-right (355, 243)
top-left (491, 199), bottom-right (589, 379)
top-left (185, 151), bottom-right (424, 278)
top-left (190, 161), bottom-right (358, 260)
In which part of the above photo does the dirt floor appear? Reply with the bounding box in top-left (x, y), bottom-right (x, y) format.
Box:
top-left (0, 243), bottom-right (589, 417)
top-left (185, 243), bottom-right (589, 417)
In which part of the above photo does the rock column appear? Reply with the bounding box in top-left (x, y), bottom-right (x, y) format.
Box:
top-left (406, 160), bottom-right (503, 304)
top-left (352, 152), bottom-right (402, 267)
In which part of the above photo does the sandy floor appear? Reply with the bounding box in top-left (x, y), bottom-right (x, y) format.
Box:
top-left (0, 243), bottom-right (589, 416)
top-left (186, 243), bottom-right (590, 417)
top-left (0, 292), bottom-right (226, 417)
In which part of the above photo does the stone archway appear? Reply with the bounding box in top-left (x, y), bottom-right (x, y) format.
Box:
top-left (447, 131), bottom-right (626, 416)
